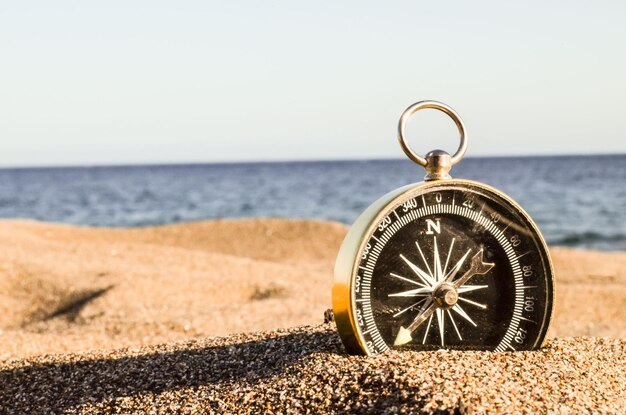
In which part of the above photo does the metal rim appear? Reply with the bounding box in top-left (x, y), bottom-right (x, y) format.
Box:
top-left (397, 100), bottom-right (468, 167)
top-left (333, 179), bottom-right (554, 355)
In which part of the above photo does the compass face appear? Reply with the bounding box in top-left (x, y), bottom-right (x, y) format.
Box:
top-left (343, 180), bottom-right (553, 354)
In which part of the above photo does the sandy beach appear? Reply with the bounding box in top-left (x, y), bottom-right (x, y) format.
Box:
top-left (1, 218), bottom-right (625, 413)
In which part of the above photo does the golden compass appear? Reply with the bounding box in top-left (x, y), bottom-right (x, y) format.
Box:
top-left (332, 101), bottom-right (554, 355)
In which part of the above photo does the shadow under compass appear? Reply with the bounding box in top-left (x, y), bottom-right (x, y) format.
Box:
top-left (0, 327), bottom-right (344, 414)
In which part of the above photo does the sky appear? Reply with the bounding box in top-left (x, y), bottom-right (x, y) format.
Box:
top-left (1, 1), bottom-right (625, 167)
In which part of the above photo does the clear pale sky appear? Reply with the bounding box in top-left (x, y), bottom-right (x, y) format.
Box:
top-left (1, 1), bottom-right (625, 167)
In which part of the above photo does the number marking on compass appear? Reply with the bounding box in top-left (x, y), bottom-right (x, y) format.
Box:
top-left (351, 188), bottom-right (552, 355)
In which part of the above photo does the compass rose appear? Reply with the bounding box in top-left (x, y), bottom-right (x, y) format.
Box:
top-left (389, 237), bottom-right (495, 346)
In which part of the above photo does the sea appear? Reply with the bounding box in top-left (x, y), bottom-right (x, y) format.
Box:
top-left (0, 155), bottom-right (624, 251)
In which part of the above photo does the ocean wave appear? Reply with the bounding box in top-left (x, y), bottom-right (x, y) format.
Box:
top-left (0, 156), bottom-right (624, 251)
top-left (550, 231), bottom-right (626, 249)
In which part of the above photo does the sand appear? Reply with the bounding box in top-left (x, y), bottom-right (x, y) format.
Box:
top-left (2, 325), bottom-right (624, 414)
top-left (0, 219), bottom-right (624, 414)
top-left (0, 219), bottom-right (344, 359)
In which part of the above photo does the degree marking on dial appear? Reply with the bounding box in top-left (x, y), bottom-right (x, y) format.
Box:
top-left (517, 251), bottom-right (531, 260)
top-left (501, 221), bottom-right (512, 233)
top-left (358, 197), bottom-right (539, 353)
top-left (443, 248), bottom-right (472, 281)
top-left (519, 316), bottom-right (537, 324)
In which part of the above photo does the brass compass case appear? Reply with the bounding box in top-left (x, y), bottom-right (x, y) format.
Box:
top-left (332, 101), bottom-right (554, 355)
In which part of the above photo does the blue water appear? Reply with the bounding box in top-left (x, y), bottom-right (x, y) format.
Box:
top-left (0, 155), bottom-right (624, 251)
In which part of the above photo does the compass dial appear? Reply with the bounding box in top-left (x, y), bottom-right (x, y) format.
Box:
top-left (334, 180), bottom-right (554, 355)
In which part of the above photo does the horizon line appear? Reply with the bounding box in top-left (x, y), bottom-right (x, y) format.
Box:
top-left (0, 152), bottom-right (624, 171)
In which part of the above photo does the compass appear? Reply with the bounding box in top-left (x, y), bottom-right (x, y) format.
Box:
top-left (333, 101), bottom-right (554, 355)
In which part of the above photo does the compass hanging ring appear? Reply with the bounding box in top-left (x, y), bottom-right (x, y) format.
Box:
top-left (397, 100), bottom-right (468, 181)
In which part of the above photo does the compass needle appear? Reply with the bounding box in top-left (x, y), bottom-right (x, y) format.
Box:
top-left (394, 248), bottom-right (495, 341)
top-left (449, 250), bottom-right (495, 289)
top-left (443, 248), bottom-right (471, 282)
top-left (393, 298), bottom-right (427, 318)
top-left (394, 297), bottom-right (435, 345)
top-left (394, 327), bottom-right (413, 346)
top-left (333, 101), bottom-right (554, 355)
